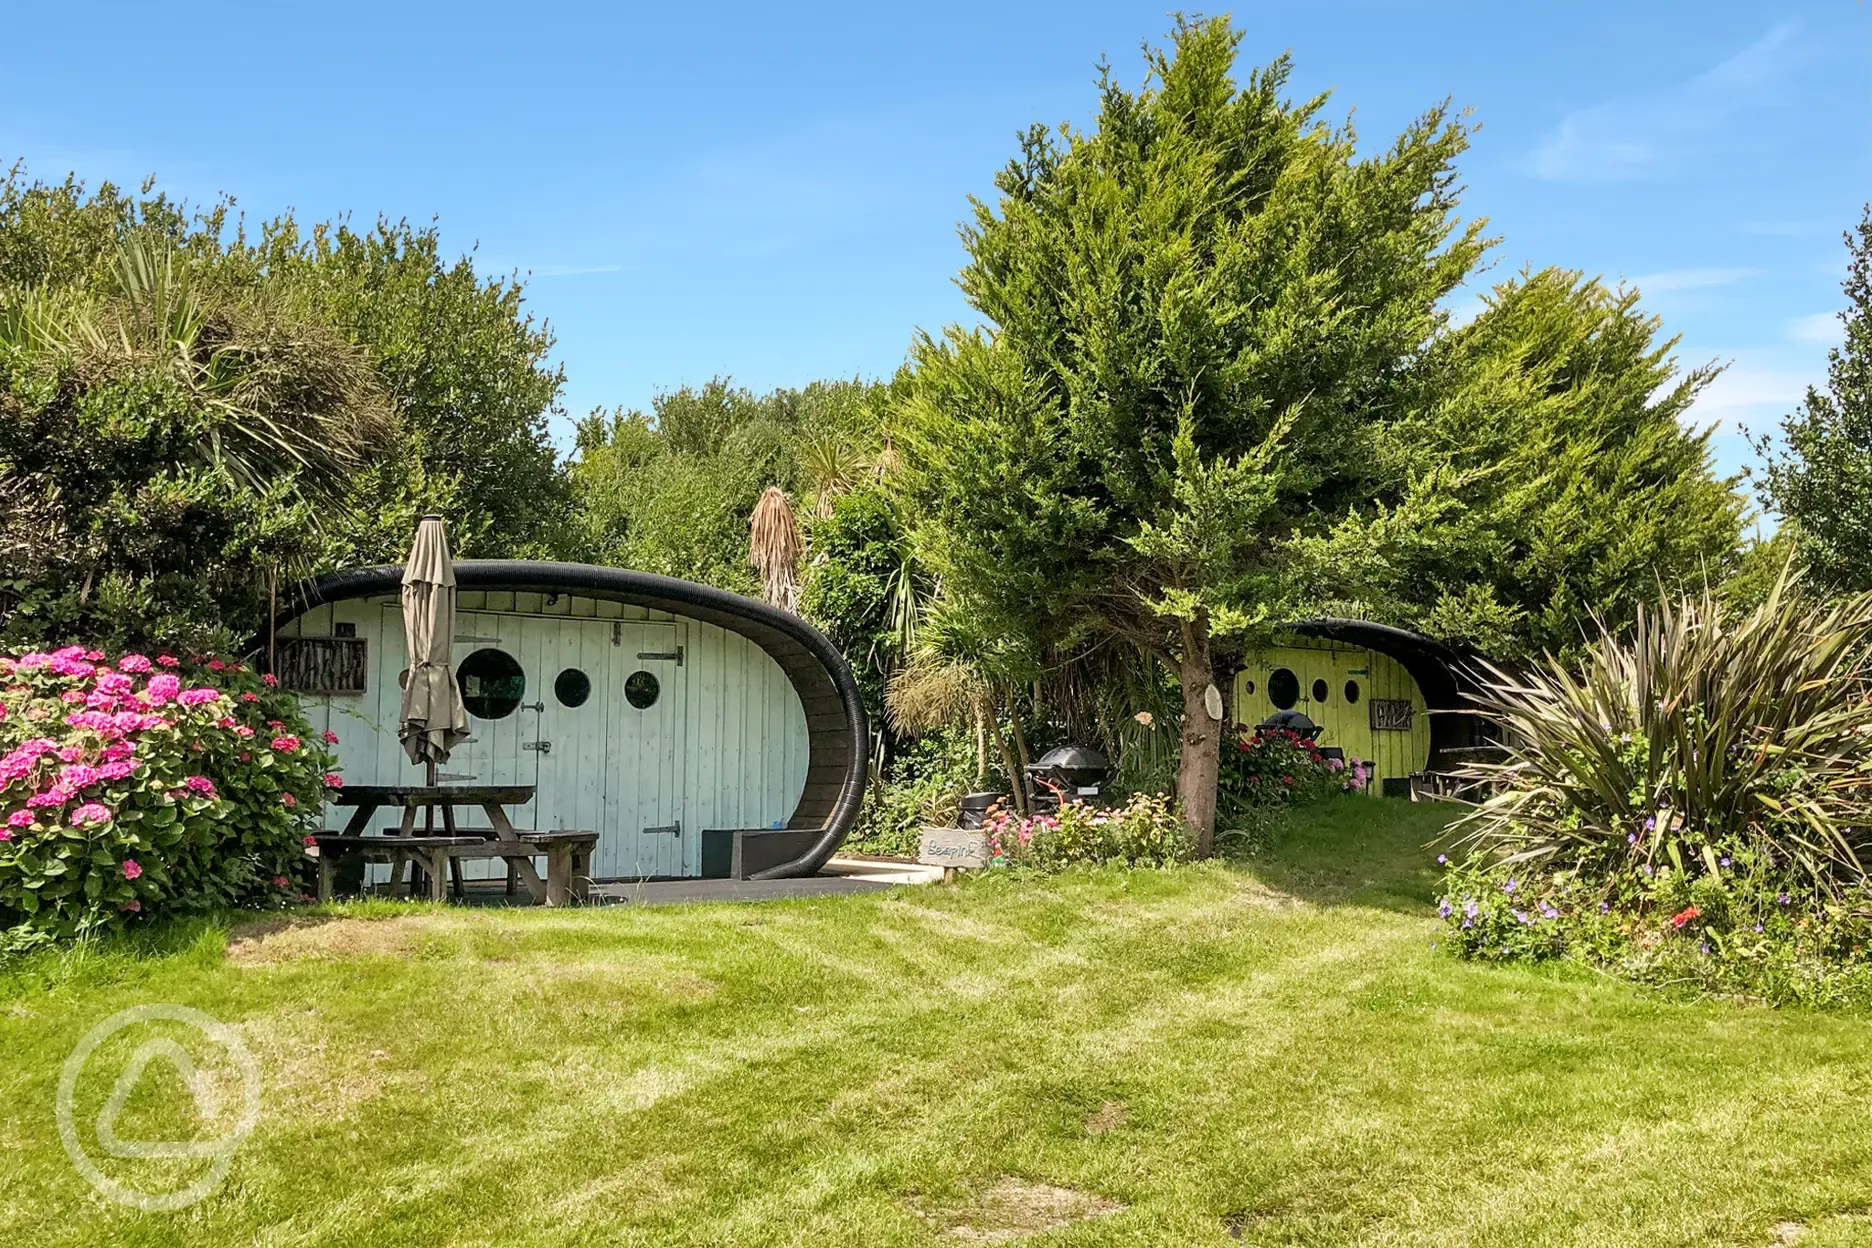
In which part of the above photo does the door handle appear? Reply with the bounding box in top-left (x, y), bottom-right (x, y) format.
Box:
top-left (519, 701), bottom-right (545, 713)
top-left (642, 823), bottom-right (681, 837)
top-left (522, 741), bottom-right (552, 754)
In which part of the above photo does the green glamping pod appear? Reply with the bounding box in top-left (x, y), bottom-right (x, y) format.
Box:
top-left (1231, 619), bottom-right (1484, 797)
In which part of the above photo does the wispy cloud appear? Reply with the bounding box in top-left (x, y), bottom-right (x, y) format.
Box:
top-left (1531, 23), bottom-right (1802, 182)
top-left (1625, 266), bottom-right (1762, 294)
top-left (1788, 311), bottom-right (1844, 345)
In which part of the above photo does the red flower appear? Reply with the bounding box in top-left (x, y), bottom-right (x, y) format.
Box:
top-left (1282, 775), bottom-right (1294, 785)
top-left (1671, 905), bottom-right (1701, 929)
top-left (121, 859), bottom-right (142, 880)
top-left (272, 875), bottom-right (290, 888)
top-left (262, 672), bottom-right (278, 687)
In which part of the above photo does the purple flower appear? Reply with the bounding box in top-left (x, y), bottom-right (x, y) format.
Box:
top-left (1627, 833), bottom-right (1639, 844)
top-left (1644, 817), bottom-right (1656, 832)
top-left (1438, 899), bottom-right (1452, 919)
top-left (1697, 941), bottom-right (1710, 955)
top-left (1436, 854), bottom-right (1447, 866)
top-left (1640, 865), bottom-right (1653, 877)
top-left (1719, 856), bottom-right (1731, 868)
top-left (1463, 900), bottom-right (1479, 919)
top-left (1513, 908), bottom-right (1531, 925)
top-left (1753, 923), bottom-right (1764, 933)
top-left (1599, 901), bottom-right (1611, 914)
top-left (1461, 919), bottom-right (1474, 930)
top-left (1541, 905), bottom-right (1559, 919)
top-left (1503, 878), bottom-right (1518, 895)
top-left (1778, 894), bottom-right (1791, 906)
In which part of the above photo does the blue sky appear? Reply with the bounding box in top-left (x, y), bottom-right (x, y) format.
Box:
top-left (3, 2), bottom-right (1867, 500)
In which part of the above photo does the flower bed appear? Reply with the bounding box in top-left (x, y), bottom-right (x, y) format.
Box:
top-left (983, 791), bottom-right (1190, 869)
top-left (0, 646), bottom-right (338, 946)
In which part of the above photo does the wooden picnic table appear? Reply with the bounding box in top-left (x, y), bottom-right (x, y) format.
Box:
top-left (324, 784), bottom-right (590, 905)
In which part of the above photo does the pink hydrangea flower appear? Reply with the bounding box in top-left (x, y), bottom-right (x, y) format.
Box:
top-left (321, 730), bottom-right (340, 745)
top-left (101, 741), bottom-right (134, 762)
top-left (240, 692), bottom-right (259, 703)
top-left (94, 672), bottom-right (133, 696)
top-left (280, 792), bottom-right (297, 809)
top-left (83, 649), bottom-right (105, 662)
top-left (156, 655), bottom-right (180, 668)
top-left (303, 834), bottom-right (319, 846)
top-left (262, 672), bottom-right (278, 687)
top-left (323, 773), bottom-right (343, 789)
top-left (118, 654), bottom-right (152, 674)
top-left (59, 689), bottom-right (86, 705)
top-left (120, 858), bottom-right (141, 879)
top-left (56, 764), bottom-right (102, 791)
top-left (5, 809), bottom-right (32, 828)
top-left (120, 898), bottom-right (141, 913)
top-left (177, 688), bottom-right (220, 707)
top-left (98, 759), bottom-right (136, 781)
top-left (271, 735), bottom-right (301, 754)
top-left (184, 776), bottom-right (217, 798)
top-left (207, 659), bottom-right (227, 672)
top-left (25, 789), bottom-right (66, 809)
top-left (235, 725), bottom-right (255, 739)
top-left (272, 875), bottom-right (290, 888)
top-left (71, 803), bottom-right (113, 828)
top-left (147, 673), bottom-right (181, 700)
top-left (0, 830), bottom-right (10, 842)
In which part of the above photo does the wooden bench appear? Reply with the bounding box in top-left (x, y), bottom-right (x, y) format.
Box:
top-left (311, 830), bottom-right (598, 907)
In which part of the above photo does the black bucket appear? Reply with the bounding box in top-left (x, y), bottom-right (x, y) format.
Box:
top-left (957, 792), bottom-right (1005, 829)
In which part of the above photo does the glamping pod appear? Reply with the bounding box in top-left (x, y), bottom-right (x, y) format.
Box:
top-left (1233, 619), bottom-right (1485, 796)
top-left (267, 561), bottom-right (868, 881)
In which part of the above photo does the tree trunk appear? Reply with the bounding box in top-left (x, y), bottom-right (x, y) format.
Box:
top-left (1175, 614), bottom-right (1220, 857)
top-left (986, 690), bottom-right (1028, 816)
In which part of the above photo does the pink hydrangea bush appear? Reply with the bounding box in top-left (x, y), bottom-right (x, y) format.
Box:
top-left (0, 647), bottom-right (340, 943)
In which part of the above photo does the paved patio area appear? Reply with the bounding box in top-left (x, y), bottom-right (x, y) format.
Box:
top-left (583, 855), bottom-right (942, 906)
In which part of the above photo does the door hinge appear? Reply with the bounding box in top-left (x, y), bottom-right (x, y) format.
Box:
top-left (642, 822), bottom-right (681, 836)
top-left (522, 741), bottom-right (552, 754)
top-left (637, 646), bottom-right (684, 666)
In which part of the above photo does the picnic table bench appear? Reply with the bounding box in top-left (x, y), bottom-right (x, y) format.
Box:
top-left (316, 785), bottom-right (596, 906)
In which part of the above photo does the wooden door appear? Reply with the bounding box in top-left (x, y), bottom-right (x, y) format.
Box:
top-left (595, 623), bottom-right (687, 879)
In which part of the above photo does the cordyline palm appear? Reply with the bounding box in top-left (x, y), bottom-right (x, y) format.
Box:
top-left (1452, 566), bottom-right (1872, 895)
top-left (0, 238), bottom-right (390, 502)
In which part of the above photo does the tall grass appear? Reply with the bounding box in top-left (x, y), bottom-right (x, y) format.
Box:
top-left (1452, 569), bottom-right (1872, 894)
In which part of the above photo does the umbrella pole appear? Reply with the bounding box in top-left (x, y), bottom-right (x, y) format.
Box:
top-left (425, 757), bottom-right (436, 833)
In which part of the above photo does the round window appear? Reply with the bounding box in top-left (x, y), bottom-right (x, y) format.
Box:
top-left (1243, 679), bottom-right (1256, 696)
top-left (1312, 678), bottom-right (1330, 703)
top-left (456, 648), bottom-right (525, 720)
top-left (1344, 679), bottom-right (1361, 705)
top-left (554, 668), bottom-right (592, 708)
top-left (624, 670), bottom-right (661, 710)
top-left (1267, 668), bottom-right (1299, 710)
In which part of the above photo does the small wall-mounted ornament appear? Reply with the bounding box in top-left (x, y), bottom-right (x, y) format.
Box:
top-left (1370, 698), bottom-right (1415, 732)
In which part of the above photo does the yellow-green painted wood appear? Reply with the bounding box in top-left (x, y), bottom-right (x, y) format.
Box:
top-left (1232, 640), bottom-right (1432, 794)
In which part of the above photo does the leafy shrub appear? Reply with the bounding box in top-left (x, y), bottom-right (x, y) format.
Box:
top-left (0, 645), bottom-right (337, 945)
top-left (985, 791), bottom-right (1190, 869)
top-left (846, 729), bottom-right (978, 857)
top-left (1439, 572), bottom-right (1872, 1005)
top-left (1218, 723), bottom-right (1364, 808)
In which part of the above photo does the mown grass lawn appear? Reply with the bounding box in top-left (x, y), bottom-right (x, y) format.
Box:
top-left (6, 800), bottom-right (1872, 1246)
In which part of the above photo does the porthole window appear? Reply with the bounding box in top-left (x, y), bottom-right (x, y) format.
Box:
top-left (624, 670), bottom-right (661, 710)
top-left (1267, 668), bottom-right (1299, 711)
top-left (554, 668), bottom-right (592, 708)
top-left (1312, 678), bottom-right (1330, 703)
top-left (1344, 679), bottom-right (1361, 705)
top-left (1243, 679), bottom-right (1256, 696)
top-left (457, 648), bottom-right (525, 720)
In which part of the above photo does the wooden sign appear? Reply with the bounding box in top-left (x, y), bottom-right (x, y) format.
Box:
top-left (276, 637), bottom-right (369, 695)
top-left (918, 826), bottom-right (992, 870)
top-left (1369, 697), bottom-right (1415, 732)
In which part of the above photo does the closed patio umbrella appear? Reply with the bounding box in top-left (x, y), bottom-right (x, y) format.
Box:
top-left (399, 515), bottom-right (469, 780)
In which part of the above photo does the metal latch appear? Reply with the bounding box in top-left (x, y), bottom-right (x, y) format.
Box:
top-left (522, 741), bottom-right (552, 754)
top-left (642, 822), bottom-right (681, 836)
top-left (637, 646), bottom-right (684, 666)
